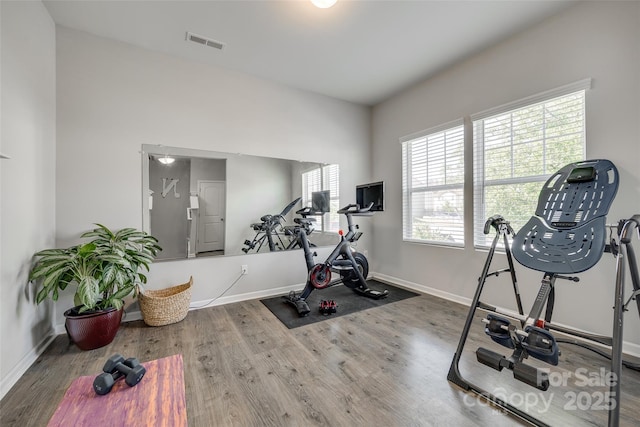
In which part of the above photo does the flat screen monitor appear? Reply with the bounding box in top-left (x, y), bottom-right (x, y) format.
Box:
top-left (311, 190), bottom-right (331, 213)
top-left (356, 181), bottom-right (384, 212)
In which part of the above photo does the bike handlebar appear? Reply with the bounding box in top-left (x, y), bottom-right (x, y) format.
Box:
top-left (296, 206), bottom-right (324, 217)
top-left (337, 202), bottom-right (374, 215)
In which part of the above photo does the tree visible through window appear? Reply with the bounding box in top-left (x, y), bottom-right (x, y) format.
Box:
top-left (401, 122), bottom-right (465, 246)
top-left (473, 87), bottom-right (587, 247)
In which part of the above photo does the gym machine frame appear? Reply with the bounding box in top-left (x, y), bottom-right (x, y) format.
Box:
top-left (242, 197), bottom-right (303, 253)
top-left (447, 160), bottom-right (639, 427)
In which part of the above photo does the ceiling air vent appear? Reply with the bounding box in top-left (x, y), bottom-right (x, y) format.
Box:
top-left (186, 32), bottom-right (225, 51)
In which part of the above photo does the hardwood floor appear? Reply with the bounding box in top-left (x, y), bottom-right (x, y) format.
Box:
top-left (1, 289), bottom-right (639, 426)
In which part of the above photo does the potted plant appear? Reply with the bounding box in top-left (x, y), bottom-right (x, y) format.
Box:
top-left (29, 224), bottom-right (161, 350)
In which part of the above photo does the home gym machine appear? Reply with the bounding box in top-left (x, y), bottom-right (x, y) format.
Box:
top-left (242, 197), bottom-right (302, 253)
top-left (284, 202), bottom-right (388, 316)
top-left (447, 159), bottom-right (640, 426)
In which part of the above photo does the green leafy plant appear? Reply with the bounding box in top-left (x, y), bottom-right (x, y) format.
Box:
top-left (29, 224), bottom-right (161, 313)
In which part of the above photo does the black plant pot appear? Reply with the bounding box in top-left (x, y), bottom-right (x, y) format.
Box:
top-left (63, 306), bottom-right (123, 351)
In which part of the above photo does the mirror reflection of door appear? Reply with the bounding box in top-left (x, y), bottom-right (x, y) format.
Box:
top-left (143, 145), bottom-right (341, 259)
top-left (197, 181), bottom-right (225, 255)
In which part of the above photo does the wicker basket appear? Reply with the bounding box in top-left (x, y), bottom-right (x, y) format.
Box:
top-left (139, 277), bottom-right (193, 326)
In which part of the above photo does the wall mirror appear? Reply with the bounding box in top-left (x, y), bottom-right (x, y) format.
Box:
top-left (141, 145), bottom-right (340, 261)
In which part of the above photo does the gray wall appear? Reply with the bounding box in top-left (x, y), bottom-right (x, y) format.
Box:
top-left (55, 26), bottom-right (371, 327)
top-left (371, 1), bottom-right (640, 352)
top-left (4, 0), bottom-right (638, 401)
top-left (190, 158), bottom-right (226, 191)
top-left (0, 1), bottom-right (56, 398)
top-left (149, 158), bottom-right (191, 259)
top-left (226, 155), bottom-right (294, 255)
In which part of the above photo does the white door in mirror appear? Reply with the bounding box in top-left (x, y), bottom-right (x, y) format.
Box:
top-left (197, 181), bottom-right (225, 253)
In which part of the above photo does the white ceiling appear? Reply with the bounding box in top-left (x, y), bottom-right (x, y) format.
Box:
top-left (43, 0), bottom-right (577, 106)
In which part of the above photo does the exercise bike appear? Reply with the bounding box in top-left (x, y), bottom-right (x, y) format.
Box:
top-left (284, 202), bottom-right (388, 316)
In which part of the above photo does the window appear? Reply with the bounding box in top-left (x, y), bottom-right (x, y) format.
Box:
top-left (401, 121), bottom-right (465, 246)
top-left (472, 80), bottom-right (589, 247)
top-left (302, 164), bottom-right (340, 232)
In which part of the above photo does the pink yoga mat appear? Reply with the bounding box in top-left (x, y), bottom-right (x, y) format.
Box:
top-left (48, 354), bottom-right (187, 427)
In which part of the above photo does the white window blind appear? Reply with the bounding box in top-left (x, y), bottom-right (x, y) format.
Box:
top-left (302, 164), bottom-right (340, 232)
top-left (473, 84), bottom-right (588, 247)
top-left (401, 121), bottom-right (465, 246)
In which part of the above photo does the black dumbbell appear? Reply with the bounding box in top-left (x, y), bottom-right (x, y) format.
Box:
top-left (93, 354), bottom-right (146, 395)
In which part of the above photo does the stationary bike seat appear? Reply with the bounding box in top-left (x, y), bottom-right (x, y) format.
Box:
top-left (294, 218), bottom-right (316, 225)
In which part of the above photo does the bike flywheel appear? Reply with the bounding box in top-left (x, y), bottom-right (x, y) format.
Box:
top-left (309, 264), bottom-right (332, 289)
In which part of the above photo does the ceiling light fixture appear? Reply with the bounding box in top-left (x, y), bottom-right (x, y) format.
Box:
top-left (310, 0), bottom-right (337, 9)
top-left (158, 155), bottom-right (175, 165)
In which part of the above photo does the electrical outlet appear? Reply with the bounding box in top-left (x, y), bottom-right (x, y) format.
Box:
top-left (241, 264), bottom-right (248, 275)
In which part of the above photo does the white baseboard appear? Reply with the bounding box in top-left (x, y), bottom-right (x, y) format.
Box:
top-left (1, 330), bottom-right (57, 401)
top-left (371, 272), bottom-right (640, 359)
top-left (187, 282), bottom-right (303, 313)
top-left (372, 272), bottom-right (473, 307)
top-left (54, 282), bottom-right (304, 335)
top-left (623, 341), bottom-right (640, 359)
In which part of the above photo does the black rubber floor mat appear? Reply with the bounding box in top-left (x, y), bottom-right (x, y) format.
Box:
top-left (260, 279), bottom-right (419, 329)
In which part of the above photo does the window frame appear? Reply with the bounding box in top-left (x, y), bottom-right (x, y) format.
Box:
top-left (471, 79), bottom-right (591, 248)
top-left (401, 119), bottom-right (465, 248)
